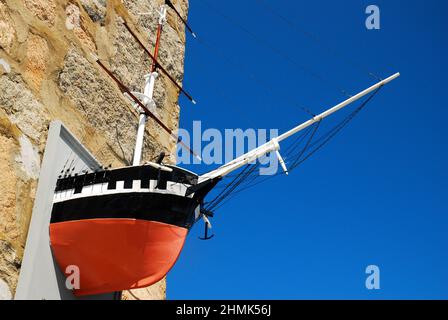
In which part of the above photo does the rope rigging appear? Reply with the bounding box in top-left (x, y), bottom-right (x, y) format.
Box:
top-left (253, 0), bottom-right (382, 82)
top-left (178, 2), bottom-right (396, 237)
top-left (199, 0), bottom-right (353, 99)
top-left (202, 86), bottom-right (383, 213)
top-left (205, 164), bottom-right (259, 212)
top-left (193, 32), bottom-right (316, 117)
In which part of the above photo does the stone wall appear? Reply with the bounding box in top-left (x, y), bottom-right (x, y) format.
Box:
top-left (0, 0), bottom-right (189, 300)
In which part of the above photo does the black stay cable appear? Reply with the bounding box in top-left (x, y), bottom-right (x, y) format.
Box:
top-left (289, 120), bottom-right (321, 169)
top-left (208, 162), bottom-right (261, 212)
top-left (289, 86), bottom-right (383, 171)
top-left (283, 125), bottom-right (314, 158)
top-left (237, 85), bottom-right (382, 181)
top-left (205, 163), bottom-right (259, 212)
top-left (205, 164), bottom-right (251, 210)
top-left (204, 86), bottom-right (383, 212)
top-left (194, 35), bottom-right (316, 117)
top-left (254, 0), bottom-right (382, 82)
top-left (200, 0), bottom-right (353, 98)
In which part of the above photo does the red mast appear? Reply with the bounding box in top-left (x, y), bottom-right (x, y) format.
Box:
top-left (95, 3), bottom-right (200, 164)
top-left (151, 21), bottom-right (163, 73)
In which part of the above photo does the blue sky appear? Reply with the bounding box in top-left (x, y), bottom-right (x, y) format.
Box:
top-left (167, 0), bottom-right (448, 299)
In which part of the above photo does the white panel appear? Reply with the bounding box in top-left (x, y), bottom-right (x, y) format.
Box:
top-left (15, 121), bottom-right (120, 300)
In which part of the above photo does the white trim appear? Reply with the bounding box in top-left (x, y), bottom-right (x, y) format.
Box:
top-left (53, 180), bottom-right (194, 203)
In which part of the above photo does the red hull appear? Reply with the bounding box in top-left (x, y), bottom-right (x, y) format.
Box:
top-left (50, 219), bottom-right (187, 296)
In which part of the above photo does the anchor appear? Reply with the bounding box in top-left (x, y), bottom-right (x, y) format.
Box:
top-left (198, 210), bottom-right (214, 240)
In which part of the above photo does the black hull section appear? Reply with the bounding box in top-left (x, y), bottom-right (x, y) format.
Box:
top-left (51, 192), bottom-right (198, 229)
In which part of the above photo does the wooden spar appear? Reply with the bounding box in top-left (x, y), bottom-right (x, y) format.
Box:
top-left (122, 22), bottom-right (196, 104)
top-left (165, 0), bottom-right (197, 38)
top-left (94, 58), bottom-right (200, 160)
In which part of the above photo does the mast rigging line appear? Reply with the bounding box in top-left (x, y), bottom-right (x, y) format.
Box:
top-left (199, 0), bottom-right (352, 98)
top-left (122, 22), bottom-right (196, 104)
top-left (205, 86), bottom-right (383, 212)
top-left (288, 119), bottom-right (321, 170)
top-left (254, 0), bottom-right (382, 82)
top-left (94, 58), bottom-right (200, 160)
top-left (198, 72), bottom-right (398, 184)
top-left (205, 162), bottom-right (260, 212)
top-left (194, 35), bottom-right (316, 117)
top-left (165, 0), bottom-right (197, 38)
top-left (217, 127), bottom-right (312, 181)
top-left (188, 39), bottom-right (314, 130)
